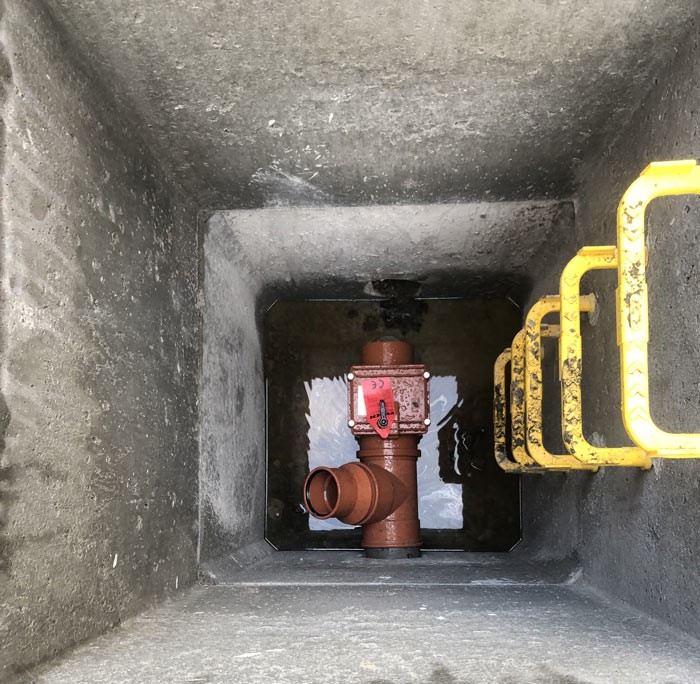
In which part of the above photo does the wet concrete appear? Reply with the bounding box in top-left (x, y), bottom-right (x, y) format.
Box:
top-left (265, 299), bottom-right (521, 551)
top-left (39, 0), bottom-right (700, 207)
top-left (24, 553), bottom-right (700, 684)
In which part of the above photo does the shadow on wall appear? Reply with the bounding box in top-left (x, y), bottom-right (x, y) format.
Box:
top-left (0, 394), bottom-right (13, 577)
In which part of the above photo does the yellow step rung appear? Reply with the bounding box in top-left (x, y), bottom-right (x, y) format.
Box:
top-left (493, 347), bottom-right (548, 474)
top-left (559, 246), bottom-right (652, 469)
top-left (523, 296), bottom-right (597, 471)
top-left (617, 160), bottom-right (700, 456)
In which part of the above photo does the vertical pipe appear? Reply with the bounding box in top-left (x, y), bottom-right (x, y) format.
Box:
top-left (358, 340), bottom-right (421, 558)
top-left (356, 434), bottom-right (421, 558)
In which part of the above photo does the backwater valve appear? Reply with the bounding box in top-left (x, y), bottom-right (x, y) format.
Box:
top-left (303, 340), bottom-right (430, 559)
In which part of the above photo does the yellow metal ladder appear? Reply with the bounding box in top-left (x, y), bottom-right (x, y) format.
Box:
top-left (559, 247), bottom-right (651, 469)
top-left (617, 160), bottom-right (700, 457)
top-left (493, 159), bottom-right (700, 472)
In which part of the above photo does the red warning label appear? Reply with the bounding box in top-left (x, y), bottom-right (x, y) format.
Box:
top-left (360, 377), bottom-right (396, 438)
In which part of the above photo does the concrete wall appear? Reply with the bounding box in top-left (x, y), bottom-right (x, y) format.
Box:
top-left (199, 202), bottom-right (574, 567)
top-left (521, 21), bottom-right (700, 636)
top-left (0, 1), bottom-right (199, 678)
top-left (199, 219), bottom-right (265, 564)
top-left (40, 0), bottom-right (700, 209)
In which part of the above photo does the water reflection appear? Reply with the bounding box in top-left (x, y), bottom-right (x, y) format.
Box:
top-left (305, 376), bottom-right (356, 531)
top-left (418, 376), bottom-right (463, 529)
top-left (305, 375), bottom-right (463, 531)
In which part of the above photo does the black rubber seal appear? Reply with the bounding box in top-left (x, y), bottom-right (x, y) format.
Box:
top-left (364, 547), bottom-right (421, 559)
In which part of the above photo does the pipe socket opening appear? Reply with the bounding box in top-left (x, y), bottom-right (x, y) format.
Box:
top-left (305, 468), bottom-right (339, 519)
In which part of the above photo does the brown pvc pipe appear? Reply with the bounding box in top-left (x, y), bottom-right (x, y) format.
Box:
top-left (303, 438), bottom-right (420, 553)
top-left (356, 340), bottom-right (421, 553)
top-left (356, 434), bottom-right (420, 552)
top-left (303, 339), bottom-right (423, 558)
top-left (361, 340), bottom-right (414, 366)
top-left (304, 461), bottom-right (407, 526)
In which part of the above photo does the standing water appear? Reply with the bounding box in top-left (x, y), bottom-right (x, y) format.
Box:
top-left (265, 298), bottom-right (521, 551)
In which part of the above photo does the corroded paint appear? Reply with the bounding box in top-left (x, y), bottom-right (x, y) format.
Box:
top-left (493, 348), bottom-right (544, 474)
top-left (617, 161), bottom-right (700, 455)
top-left (523, 296), bottom-right (596, 471)
top-left (559, 246), bottom-right (650, 468)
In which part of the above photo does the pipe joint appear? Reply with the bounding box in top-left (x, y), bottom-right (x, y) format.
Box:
top-left (304, 462), bottom-right (408, 527)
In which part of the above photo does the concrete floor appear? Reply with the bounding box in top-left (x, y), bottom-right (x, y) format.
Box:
top-left (23, 553), bottom-right (700, 684)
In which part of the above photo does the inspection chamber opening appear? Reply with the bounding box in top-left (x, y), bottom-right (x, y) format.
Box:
top-left (264, 297), bottom-right (522, 552)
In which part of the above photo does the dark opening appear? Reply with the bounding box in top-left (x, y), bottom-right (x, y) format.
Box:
top-left (264, 298), bottom-right (522, 551)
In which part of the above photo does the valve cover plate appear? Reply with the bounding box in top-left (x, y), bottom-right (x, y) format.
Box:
top-left (348, 364), bottom-right (429, 436)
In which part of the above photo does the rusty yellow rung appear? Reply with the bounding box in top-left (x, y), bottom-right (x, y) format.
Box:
top-left (509, 327), bottom-right (587, 471)
top-left (493, 347), bottom-right (548, 474)
top-left (617, 160), bottom-right (700, 456)
top-left (559, 246), bottom-right (651, 468)
top-left (523, 296), bottom-right (597, 471)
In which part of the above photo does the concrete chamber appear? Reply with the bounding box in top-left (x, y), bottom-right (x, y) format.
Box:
top-left (4, 0), bottom-right (700, 682)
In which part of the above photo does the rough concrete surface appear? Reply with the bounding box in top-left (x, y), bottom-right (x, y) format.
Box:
top-left (199, 219), bottom-right (265, 561)
top-left (199, 202), bottom-right (570, 561)
top-left (209, 202), bottom-right (574, 301)
top-left (204, 551), bottom-right (581, 586)
top-left (6, 0), bottom-right (700, 678)
top-left (0, 0), bottom-right (200, 679)
top-left (23, 553), bottom-right (700, 684)
top-left (40, 0), bottom-right (700, 206)
top-left (521, 17), bottom-right (700, 638)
